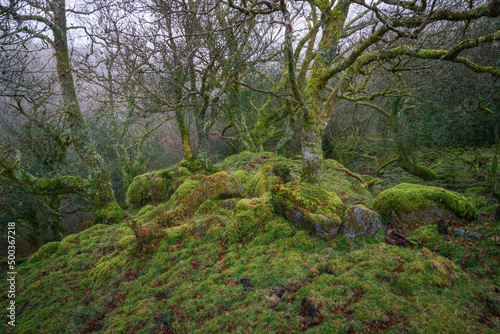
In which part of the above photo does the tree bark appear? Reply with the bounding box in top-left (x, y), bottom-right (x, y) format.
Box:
top-left (44, 195), bottom-right (63, 241)
top-left (228, 84), bottom-right (256, 151)
top-left (51, 0), bottom-right (116, 209)
top-left (176, 109), bottom-right (194, 161)
top-left (196, 119), bottom-right (210, 169)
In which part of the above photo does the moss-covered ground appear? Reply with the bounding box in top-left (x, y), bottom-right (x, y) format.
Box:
top-left (1, 149), bottom-right (499, 333)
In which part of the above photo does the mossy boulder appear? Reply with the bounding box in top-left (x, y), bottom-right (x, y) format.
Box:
top-left (176, 172), bottom-right (246, 216)
top-left (126, 169), bottom-right (182, 208)
top-left (232, 170), bottom-right (251, 185)
top-left (167, 179), bottom-right (199, 206)
top-left (93, 202), bottom-right (128, 225)
top-left (341, 204), bottom-right (382, 237)
top-left (373, 183), bottom-right (478, 224)
top-left (271, 182), bottom-right (345, 238)
top-left (185, 215), bottom-right (223, 237)
top-left (248, 164), bottom-right (295, 197)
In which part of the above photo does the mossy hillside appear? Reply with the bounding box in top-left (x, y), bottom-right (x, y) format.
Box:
top-left (407, 224), bottom-right (500, 282)
top-left (0, 224), bottom-right (133, 333)
top-left (373, 183), bottom-right (478, 221)
top-left (3, 214), bottom-right (499, 333)
top-left (134, 203), bottom-right (169, 225)
top-left (232, 170), bottom-right (251, 185)
top-left (3, 150), bottom-right (499, 333)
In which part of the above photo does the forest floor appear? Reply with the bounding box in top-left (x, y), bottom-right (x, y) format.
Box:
top-left (1, 145), bottom-right (499, 333)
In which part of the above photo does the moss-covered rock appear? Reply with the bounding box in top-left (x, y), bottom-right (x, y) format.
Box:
top-left (185, 215), bottom-right (224, 237)
top-left (93, 202), bottom-right (128, 225)
top-left (341, 204), bottom-right (382, 237)
top-left (247, 164), bottom-right (295, 197)
top-left (167, 179), bottom-right (199, 206)
top-left (126, 169), bottom-right (181, 208)
top-left (271, 182), bottom-right (346, 238)
top-left (232, 170), bottom-right (251, 185)
top-left (373, 183), bottom-right (478, 224)
top-left (176, 172), bottom-right (246, 217)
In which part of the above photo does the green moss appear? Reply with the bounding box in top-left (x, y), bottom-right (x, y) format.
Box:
top-left (223, 193), bottom-right (277, 244)
top-left (135, 203), bottom-right (168, 225)
top-left (232, 170), bottom-right (251, 185)
top-left (168, 179), bottom-right (199, 206)
top-left (322, 159), bottom-right (373, 206)
top-left (439, 173), bottom-right (456, 183)
top-left (341, 204), bottom-right (382, 237)
top-left (93, 202), bottom-right (128, 225)
top-left (126, 168), bottom-right (181, 208)
top-left (180, 158), bottom-right (201, 172)
top-left (195, 199), bottom-right (220, 215)
top-left (28, 241), bottom-right (60, 263)
top-left (176, 171), bottom-right (246, 217)
top-left (247, 164), bottom-right (295, 197)
top-left (272, 182), bottom-right (345, 215)
top-left (373, 183), bottom-right (478, 221)
top-left (185, 216), bottom-right (224, 238)
top-left (408, 225), bottom-right (444, 247)
top-left (116, 235), bottom-right (136, 251)
top-left (271, 182), bottom-right (346, 238)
